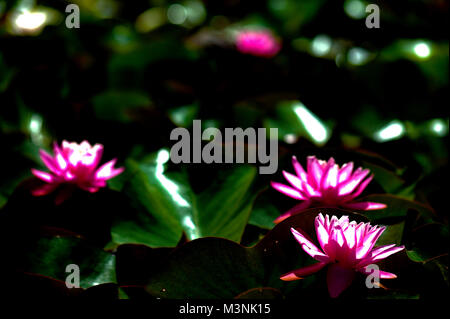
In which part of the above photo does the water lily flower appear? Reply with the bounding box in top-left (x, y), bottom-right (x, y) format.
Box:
top-left (280, 214), bottom-right (404, 298)
top-left (31, 140), bottom-right (124, 202)
top-left (271, 156), bottom-right (386, 223)
top-left (235, 29), bottom-right (281, 58)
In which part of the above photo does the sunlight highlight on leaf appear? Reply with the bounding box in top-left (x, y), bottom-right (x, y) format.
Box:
top-left (293, 102), bottom-right (329, 145)
top-left (374, 120), bottom-right (405, 142)
top-left (155, 149), bottom-right (190, 208)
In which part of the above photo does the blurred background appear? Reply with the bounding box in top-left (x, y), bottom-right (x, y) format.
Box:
top-left (0, 0), bottom-right (448, 299)
top-left (0, 0), bottom-right (448, 208)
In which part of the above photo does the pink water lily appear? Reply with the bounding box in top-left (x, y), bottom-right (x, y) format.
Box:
top-left (271, 156), bottom-right (386, 223)
top-left (31, 140), bottom-right (124, 201)
top-left (281, 214), bottom-right (404, 298)
top-left (235, 29), bottom-right (281, 58)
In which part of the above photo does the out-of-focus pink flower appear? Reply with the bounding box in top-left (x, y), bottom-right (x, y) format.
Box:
top-left (235, 29), bottom-right (281, 58)
top-left (271, 156), bottom-right (386, 223)
top-left (31, 140), bottom-right (124, 201)
top-left (281, 213), bottom-right (404, 298)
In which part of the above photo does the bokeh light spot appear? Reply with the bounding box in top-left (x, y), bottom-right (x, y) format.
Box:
top-left (413, 42), bottom-right (431, 59)
top-left (348, 47), bottom-right (370, 65)
top-left (344, 0), bottom-right (366, 19)
top-left (167, 4), bottom-right (187, 25)
top-left (374, 120), bottom-right (405, 142)
top-left (15, 10), bottom-right (46, 30)
top-left (311, 34), bottom-right (332, 57)
top-left (293, 103), bottom-right (329, 145)
top-left (429, 119), bottom-right (448, 137)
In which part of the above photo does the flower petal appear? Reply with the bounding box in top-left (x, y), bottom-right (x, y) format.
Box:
top-left (31, 183), bottom-right (59, 196)
top-left (54, 143), bottom-right (68, 170)
top-left (342, 201), bottom-right (387, 211)
top-left (290, 227), bottom-right (330, 263)
top-left (359, 266), bottom-right (398, 279)
top-left (95, 159), bottom-right (124, 180)
top-left (344, 175), bottom-right (374, 200)
top-left (39, 150), bottom-right (61, 175)
top-left (271, 182), bottom-right (306, 200)
top-left (327, 263), bottom-right (356, 298)
top-left (90, 144), bottom-right (104, 169)
top-left (282, 170), bottom-right (306, 193)
top-left (307, 156), bottom-right (323, 189)
top-left (355, 226), bottom-right (386, 259)
top-left (315, 214), bottom-right (331, 255)
top-left (280, 262), bottom-right (328, 281)
top-left (78, 185), bottom-right (100, 193)
top-left (292, 156), bottom-right (308, 182)
top-left (31, 169), bottom-right (54, 183)
top-left (358, 245), bottom-right (405, 267)
top-left (338, 162), bottom-right (354, 183)
top-left (338, 168), bottom-right (370, 196)
top-left (321, 163), bottom-right (339, 190)
top-left (273, 200), bottom-right (312, 224)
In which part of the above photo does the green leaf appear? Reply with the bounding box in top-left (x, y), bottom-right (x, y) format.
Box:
top-left (357, 194), bottom-right (436, 221)
top-left (376, 221), bottom-right (405, 246)
top-left (360, 161), bottom-right (406, 194)
top-left (249, 193), bottom-right (281, 229)
top-left (20, 236), bottom-right (116, 289)
top-left (111, 159), bottom-right (185, 248)
top-left (406, 250), bottom-right (426, 263)
top-left (407, 223), bottom-right (449, 264)
top-left (144, 208), bottom-right (368, 299)
top-left (111, 152), bottom-right (260, 247)
top-left (264, 100), bottom-right (331, 146)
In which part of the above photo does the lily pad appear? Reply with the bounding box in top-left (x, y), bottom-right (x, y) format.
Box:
top-left (111, 154), bottom-right (260, 247)
top-left (144, 208), bottom-right (368, 299)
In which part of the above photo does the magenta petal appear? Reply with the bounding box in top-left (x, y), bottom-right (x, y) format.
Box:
top-left (84, 186), bottom-right (100, 193)
top-left (280, 262), bottom-right (328, 281)
top-left (39, 150), bottom-right (60, 175)
top-left (292, 156), bottom-right (307, 182)
top-left (53, 142), bottom-right (68, 170)
top-left (31, 169), bottom-right (54, 183)
top-left (338, 169), bottom-right (370, 196)
top-left (31, 183), bottom-right (59, 196)
top-left (344, 175), bottom-right (373, 200)
top-left (308, 157), bottom-right (323, 189)
top-left (359, 245), bottom-right (405, 267)
top-left (321, 163), bottom-right (338, 190)
top-left (108, 167), bottom-right (124, 179)
top-left (342, 201), bottom-right (387, 211)
top-left (359, 266), bottom-right (398, 279)
top-left (273, 200), bottom-right (312, 224)
top-left (92, 144), bottom-right (104, 167)
top-left (355, 226), bottom-right (386, 259)
top-left (91, 179), bottom-right (107, 188)
top-left (290, 227), bottom-right (330, 263)
top-left (271, 182), bottom-right (306, 200)
top-left (371, 244), bottom-right (405, 260)
top-left (236, 30), bottom-right (280, 58)
top-left (282, 170), bottom-right (305, 192)
top-left (95, 159), bottom-right (123, 180)
top-left (338, 162), bottom-right (354, 183)
top-left (377, 270), bottom-right (398, 279)
top-left (327, 264), bottom-right (356, 298)
top-left (315, 216), bottom-right (332, 256)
